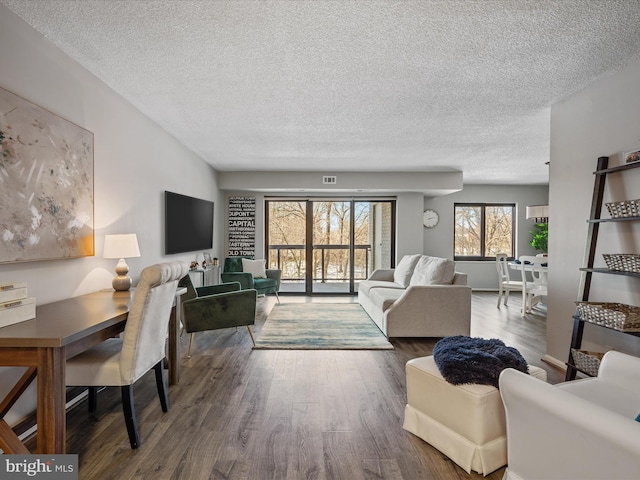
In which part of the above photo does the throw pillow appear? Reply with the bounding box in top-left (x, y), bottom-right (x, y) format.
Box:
top-left (393, 254), bottom-right (422, 287)
top-left (241, 258), bottom-right (267, 278)
top-left (409, 256), bottom-right (455, 285)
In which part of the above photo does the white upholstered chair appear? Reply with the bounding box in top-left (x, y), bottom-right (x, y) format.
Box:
top-left (499, 351), bottom-right (640, 480)
top-left (66, 261), bottom-right (188, 449)
top-left (518, 255), bottom-right (548, 315)
top-left (495, 253), bottom-right (523, 308)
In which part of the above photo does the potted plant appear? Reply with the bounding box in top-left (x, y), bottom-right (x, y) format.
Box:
top-left (530, 223), bottom-right (548, 254)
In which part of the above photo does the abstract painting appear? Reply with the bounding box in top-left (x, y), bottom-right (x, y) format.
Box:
top-left (0, 86), bottom-right (94, 263)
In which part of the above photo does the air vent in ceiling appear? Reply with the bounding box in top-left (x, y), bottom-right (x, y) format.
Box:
top-left (323, 176), bottom-right (337, 185)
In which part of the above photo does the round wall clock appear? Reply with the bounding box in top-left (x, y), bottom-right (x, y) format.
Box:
top-left (423, 209), bottom-right (439, 228)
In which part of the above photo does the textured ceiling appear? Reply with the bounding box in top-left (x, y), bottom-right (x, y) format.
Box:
top-left (3, 1), bottom-right (640, 185)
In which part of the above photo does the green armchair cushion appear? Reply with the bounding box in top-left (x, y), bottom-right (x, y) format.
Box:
top-left (221, 256), bottom-right (281, 295)
top-left (179, 276), bottom-right (257, 333)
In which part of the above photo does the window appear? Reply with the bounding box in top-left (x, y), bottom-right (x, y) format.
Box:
top-left (454, 203), bottom-right (515, 260)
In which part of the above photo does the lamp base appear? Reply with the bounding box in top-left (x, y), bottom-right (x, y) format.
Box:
top-left (112, 274), bottom-right (132, 291)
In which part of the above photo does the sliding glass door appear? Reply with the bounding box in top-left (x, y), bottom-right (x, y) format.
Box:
top-left (266, 198), bottom-right (395, 294)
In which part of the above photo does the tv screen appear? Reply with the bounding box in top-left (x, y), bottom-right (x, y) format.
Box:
top-left (164, 191), bottom-right (214, 255)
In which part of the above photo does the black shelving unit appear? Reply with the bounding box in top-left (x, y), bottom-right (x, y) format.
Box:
top-left (565, 156), bottom-right (640, 381)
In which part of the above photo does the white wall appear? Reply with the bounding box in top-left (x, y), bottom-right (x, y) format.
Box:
top-left (424, 185), bottom-right (549, 289)
top-left (547, 58), bottom-right (640, 365)
top-left (0, 6), bottom-right (222, 426)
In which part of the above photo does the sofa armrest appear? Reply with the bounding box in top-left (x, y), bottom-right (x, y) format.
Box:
top-left (221, 271), bottom-right (254, 289)
top-left (499, 368), bottom-right (640, 479)
top-left (385, 284), bottom-right (472, 337)
top-left (452, 272), bottom-right (467, 285)
top-left (598, 351), bottom-right (640, 396)
top-left (368, 269), bottom-right (395, 281)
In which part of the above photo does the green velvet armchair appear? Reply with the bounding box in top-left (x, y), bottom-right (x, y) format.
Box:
top-left (179, 274), bottom-right (257, 357)
top-left (221, 256), bottom-right (281, 301)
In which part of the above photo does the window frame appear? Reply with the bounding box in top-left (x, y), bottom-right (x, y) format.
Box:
top-left (453, 202), bottom-right (516, 261)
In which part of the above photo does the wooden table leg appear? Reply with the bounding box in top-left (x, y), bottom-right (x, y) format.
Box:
top-left (0, 419), bottom-right (29, 453)
top-left (37, 347), bottom-right (66, 454)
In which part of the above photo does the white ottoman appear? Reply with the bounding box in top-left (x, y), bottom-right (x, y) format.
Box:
top-left (402, 355), bottom-right (547, 475)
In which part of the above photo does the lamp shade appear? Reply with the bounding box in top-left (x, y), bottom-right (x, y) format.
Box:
top-left (103, 234), bottom-right (141, 259)
top-left (525, 205), bottom-right (549, 221)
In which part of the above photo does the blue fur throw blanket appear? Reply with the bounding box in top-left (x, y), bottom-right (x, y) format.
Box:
top-left (433, 336), bottom-right (529, 388)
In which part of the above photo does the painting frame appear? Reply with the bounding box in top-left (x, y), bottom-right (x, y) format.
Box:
top-left (0, 86), bottom-right (94, 263)
top-left (624, 148), bottom-right (640, 164)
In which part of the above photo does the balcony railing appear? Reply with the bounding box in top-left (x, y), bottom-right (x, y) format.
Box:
top-left (268, 244), bottom-right (372, 282)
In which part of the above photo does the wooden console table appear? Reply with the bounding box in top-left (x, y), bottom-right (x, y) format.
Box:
top-left (0, 288), bottom-right (185, 454)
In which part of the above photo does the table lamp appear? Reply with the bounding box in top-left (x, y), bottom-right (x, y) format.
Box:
top-left (103, 234), bottom-right (141, 291)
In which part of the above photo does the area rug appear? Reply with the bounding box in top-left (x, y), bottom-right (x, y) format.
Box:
top-left (253, 303), bottom-right (394, 350)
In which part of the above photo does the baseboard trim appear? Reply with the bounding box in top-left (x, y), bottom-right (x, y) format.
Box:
top-left (542, 354), bottom-right (566, 372)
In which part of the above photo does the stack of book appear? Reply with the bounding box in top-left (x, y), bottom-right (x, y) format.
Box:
top-left (0, 282), bottom-right (35, 329)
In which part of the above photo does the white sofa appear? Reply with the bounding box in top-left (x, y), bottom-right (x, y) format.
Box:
top-left (358, 254), bottom-right (471, 337)
top-left (499, 350), bottom-right (640, 480)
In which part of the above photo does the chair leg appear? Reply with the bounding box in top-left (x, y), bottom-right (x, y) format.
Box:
top-left (88, 387), bottom-right (98, 413)
top-left (497, 288), bottom-right (503, 308)
top-left (153, 360), bottom-right (170, 413)
top-left (521, 289), bottom-right (527, 315)
top-left (121, 385), bottom-right (140, 449)
top-left (247, 325), bottom-right (256, 347)
top-left (274, 291), bottom-right (280, 303)
top-left (187, 333), bottom-right (195, 358)
top-left (504, 290), bottom-right (510, 306)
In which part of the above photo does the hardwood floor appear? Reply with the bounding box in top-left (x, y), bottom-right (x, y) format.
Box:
top-left (60, 292), bottom-right (562, 479)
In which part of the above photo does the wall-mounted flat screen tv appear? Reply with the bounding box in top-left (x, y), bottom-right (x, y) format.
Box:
top-left (164, 191), bottom-right (214, 255)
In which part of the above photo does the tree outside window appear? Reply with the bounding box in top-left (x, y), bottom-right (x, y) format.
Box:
top-left (454, 203), bottom-right (515, 260)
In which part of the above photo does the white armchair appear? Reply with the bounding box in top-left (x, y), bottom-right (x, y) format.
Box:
top-left (499, 351), bottom-right (640, 480)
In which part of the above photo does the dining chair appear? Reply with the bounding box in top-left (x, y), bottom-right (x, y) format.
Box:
top-left (65, 261), bottom-right (188, 449)
top-left (495, 253), bottom-right (524, 308)
top-left (518, 255), bottom-right (548, 316)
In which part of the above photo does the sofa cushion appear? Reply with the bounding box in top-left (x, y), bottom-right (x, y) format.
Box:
top-left (358, 280), bottom-right (405, 297)
top-left (242, 258), bottom-right (267, 278)
top-left (410, 256), bottom-right (455, 286)
top-left (369, 287), bottom-right (405, 312)
top-left (393, 254), bottom-right (422, 287)
top-left (557, 379), bottom-right (640, 419)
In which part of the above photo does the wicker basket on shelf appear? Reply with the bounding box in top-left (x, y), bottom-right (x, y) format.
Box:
top-left (570, 349), bottom-right (605, 376)
top-left (602, 253), bottom-right (640, 273)
top-left (575, 301), bottom-right (640, 332)
top-left (605, 199), bottom-right (640, 218)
